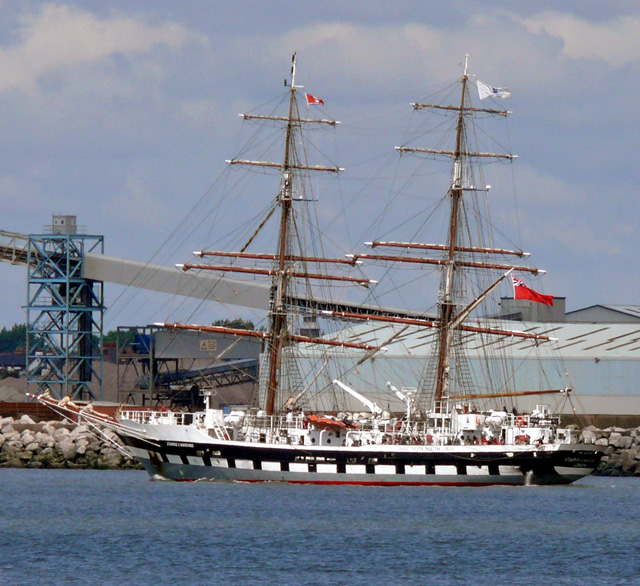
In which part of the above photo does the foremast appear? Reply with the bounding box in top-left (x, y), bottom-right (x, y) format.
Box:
top-left (266, 55), bottom-right (299, 415)
top-left (229, 53), bottom-right (348, 415)
top-left (161, 54), bottom-right (378, 416)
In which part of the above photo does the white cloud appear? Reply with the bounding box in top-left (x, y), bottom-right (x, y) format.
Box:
top-left (245, 22), bottom-right (447, 88)
top-left (0, 4), bottom-right (203, 94)
top-left (516, 12), bottom-right (640, 66)
top-left (229, 14), bottom-right (580, 97)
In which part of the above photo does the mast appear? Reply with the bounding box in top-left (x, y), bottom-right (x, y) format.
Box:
top-left (433, 55), bottom-right (470, 409)
top-left (265, 53), bottom-right (298, 415)
top-left (392, 56), bottom-right (517, 409)
top-left (167, 55), bottom-right (359, 414)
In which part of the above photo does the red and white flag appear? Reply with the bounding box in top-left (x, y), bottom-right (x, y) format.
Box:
top-left (305, 93), bottom-right (325, 106)
top-left (512, 277), bottom-right (554, 306)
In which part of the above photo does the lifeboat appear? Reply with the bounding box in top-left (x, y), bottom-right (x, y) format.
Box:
top-left (307, 414), bottom-right (357, 430)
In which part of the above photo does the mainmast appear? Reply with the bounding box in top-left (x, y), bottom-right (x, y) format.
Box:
top-left (393, 56), bottom-right (519, 410)
top-left (433, 55), bottom-right (470, 408)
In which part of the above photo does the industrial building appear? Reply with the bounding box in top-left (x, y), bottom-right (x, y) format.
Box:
top-left (293, 318), bottom-right (640, 427)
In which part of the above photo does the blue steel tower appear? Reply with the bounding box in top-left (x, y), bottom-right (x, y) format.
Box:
top-left (26, 215), bottom-right (104, 400)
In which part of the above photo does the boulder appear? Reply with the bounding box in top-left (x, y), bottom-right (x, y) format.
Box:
top-left (1, 424), bottom-right (16, 435)
top-left (87, 440), bottom-right (103, 452)
top-left (53, 427), bottom-right (70, 441)
top-left (20, 431), bottom-right (36, 447)
top-left (19, 415), bottom-right (36, 425)
top-left (101, 450), bottom-right (123, 468)
top-left (608, 432), bottom-right (623, 447)
top-left (34, 432), bottom-right (54, 449)
top-left (42, 423), bottom-right (57, 436)
top-left (75, 439), bottom-right (89, 455)
top-left (3, 429), bottom-right (19, 443)
top-left (606, 426), bottom-right (628, 434)
top-left (69, 425), bottom-right (91, 441)
top-left (57, 438), bottom-right (77, 460)
top-left (580, 429), bottom-right (597, 444)
top-left (25, 442), bottom-right (40, 453)
top-left (36, 447), bottom-right (57, 463)
top-left (1, 441), bottom-right (21, 456)
top-left (618, 436), bottom-right (633, 450)
top-left (2, 457), bottom-right (25, 468)
top-left (620, 450), bottom-right (637, 473)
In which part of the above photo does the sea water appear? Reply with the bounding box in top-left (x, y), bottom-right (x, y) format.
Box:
top-left (0, 470), bottom-right (638, 586)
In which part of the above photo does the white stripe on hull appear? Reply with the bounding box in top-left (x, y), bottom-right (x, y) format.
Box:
top-left (554, 466), bottom-right (595, 477)
top-left (499, 465), bottom-right (521, 476)
top-left (262, 461), bottom-right (280, 471)
top-left (145, 463), bottom-right (529, 485)
top-left (466, 465), bottom-right (490, 476)
top-left (135, 458), bottom-right (539, 485)
top-left (435, 465), bottom-right (458, 475)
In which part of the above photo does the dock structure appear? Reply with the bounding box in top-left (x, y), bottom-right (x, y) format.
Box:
top-left (25, 216), bottom-right (104, 400)
top-left (115, 325), bottom-right (260, 407)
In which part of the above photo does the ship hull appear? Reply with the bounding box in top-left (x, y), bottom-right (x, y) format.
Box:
top-left (119, 429), bottom-right (603, 486)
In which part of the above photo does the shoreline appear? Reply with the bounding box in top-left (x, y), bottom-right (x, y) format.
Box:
top-left (0, 415), bottom-right (142, 470)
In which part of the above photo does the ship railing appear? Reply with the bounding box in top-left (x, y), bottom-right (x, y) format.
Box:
top-left (236, 414), bottom-right (306, 444)
top-left (237, 414), bottom-right (454, 445)
top-left (242, 414), bottom-right (306, 434)
top-left (120, 409), bottom-right (206, 427)
top-left (504, 413), bottom-right (560, 429)
top-left (506, 413), bottom-right (530, 428)
top-left (346, 421), bottom-right (451, 446)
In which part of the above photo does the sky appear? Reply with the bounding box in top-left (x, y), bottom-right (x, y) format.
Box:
top-left (1, 0), bottom-right (639, 332)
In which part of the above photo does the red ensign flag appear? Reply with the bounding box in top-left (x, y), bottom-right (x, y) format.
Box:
top-left (512, 277), bottom-right (554, 306)
top-left (305, 93), bottom-right (325, 106)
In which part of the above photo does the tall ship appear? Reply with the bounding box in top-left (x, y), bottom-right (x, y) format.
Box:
top-left (36, 55), bottom-right (604, 485)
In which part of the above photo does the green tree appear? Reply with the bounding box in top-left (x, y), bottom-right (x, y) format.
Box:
top-left (212, 318), bottom-right (255, 330)
top-left (0, 323), bottom-right (32, 353)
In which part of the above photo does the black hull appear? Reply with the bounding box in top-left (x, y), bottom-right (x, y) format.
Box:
top-left (119, 432), bottom-right (604, 486)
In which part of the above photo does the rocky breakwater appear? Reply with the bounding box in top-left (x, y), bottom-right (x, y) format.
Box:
top-left (0, 415), bottom-right (141, 470)
top-left (581, 426), bottom-right (640, 476)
